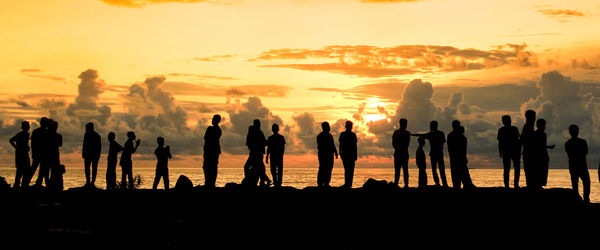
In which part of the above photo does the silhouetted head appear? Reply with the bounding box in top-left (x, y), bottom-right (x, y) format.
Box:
top-left (253, 119), bottom-right (261, 129)
top-left (399, 118), bottom-right (407, 130)
top-left (525, 110), bottom-right (536, 124)
top-left (452, 120), bottom-right (461, 130)
top-left (272, 124), bottom-right (279, 134)
top-left (127, 131), bottom-right (136, 140)
top-left (569, 124), bottom-right (579, 138)
top-left (108, 132), bottom-right (116, 141)
top-left (430, 121), bottom-right (438, 131)
top-left (321, 122), bottom-right (330, 133)
top-left (536, 119), bottom-right (546, 131)
top-left (418, 137), bottom-right (425, 147)
top-left (40, 117), bottom-right (48, 128)
top-left (49, 120), bottom-right (58, 132)
top-left (85, 122), bottom-right (94, 132)
top-left (345, 121), bottom-right (353, 131)
top-left (212, 114), bottom-right (221, 126)
top-left (502, 115), bottom-right (511, 126)
top-left (458, 125), bottom-right (465, 135)
top-left (157, 137), bottom-right (164, 146)
top-left (21, 121), bottom-right (30, 132)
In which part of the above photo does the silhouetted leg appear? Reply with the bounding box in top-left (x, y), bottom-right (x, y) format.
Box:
top-left (438, 157), bottom-right (448, 187)
top-left (461, 164), bottom-right (474, 188)
top-left (581, 168), bottom-right (590, 202)
top-left (24, 157), bottom-right (40, 186)
top-left (153, 168), bottom-right (160, 190)
top-left (342, 159), bottom-right (355, 188)
top-left (277, 162), bottom-right (283, 187)
top-left (164, 168), bottom-right (169, 190)
top-left (418, 167), bottom-right (427, 187)
top-left (325, 157), bottom-right (334, 187)
top-left (84, 158), bottom-right (91, 185)
top-left (401, 159), bottom-right (409, 188)
top-left (106, 160), bottom-right (117, 189)
top-left (430, 156), bottom-right (440, 186)
top-left (14, 167), bottom-right (23, 188)
top-left (393, 154), bottom-right (401, 184)
top-left (450, 161), bottom-right (460, 189)
top-left (541, 161), bottom-right (549, 187)
top-left (502, 155), bottom-right (511, 188)
top-left (317, 155), bottom-right (326, 187)
top-left (128, 169), bottom-right (134, 189)
top-left (91, 159), bottom-right (98, 185)
top-left (36, 162), bottom-right (50, 186)
top-left (512, 155), bottom-right (521, 188)
top-left (121, 167), bottom-right (127, 189)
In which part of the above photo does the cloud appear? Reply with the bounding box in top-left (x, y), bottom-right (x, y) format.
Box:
top-left (255, 44), bottom-right (537, 77)
top-left (539, 9), bottom-right (585, 17)
top-left (191, 55), bottom-right (237, 62)
top-left (100, 0), bottom-right (231, 8)
top-left (20, 68), bottom-right (68, 84)
top-left (160, 81), bottom-right (292, 97)
top-left (65, 69), bottom-right (111, 124)
top-left (361, 0), bottom-right (421, 2)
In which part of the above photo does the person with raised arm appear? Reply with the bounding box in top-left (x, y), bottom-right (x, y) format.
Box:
top-left (120, 131), bottom-right (140, 189)
top-left (9, 121), bottom-right (30, 188)
top-left (317, 122), bottom-right (338, 188)
top-left (203, 114), bottom-right (222, 188)
top-left (153, 137), bottom-right (172, 190)
top-left (392, 118), bottom-right (411, 188)
top-left (412, 120), bottom-right (448, 187)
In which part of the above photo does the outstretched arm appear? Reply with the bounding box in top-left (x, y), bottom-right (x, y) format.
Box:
top-left (9, 135), bottom-right (17, 149)
top-left (132, 140), bottom-right (141, 153)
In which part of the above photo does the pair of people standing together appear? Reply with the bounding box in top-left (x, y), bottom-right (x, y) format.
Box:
top-left (317, 121), bottom-right (358, 188)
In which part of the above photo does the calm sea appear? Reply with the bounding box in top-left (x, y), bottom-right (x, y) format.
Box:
top-left (1, 167), bottom-right (598, 202)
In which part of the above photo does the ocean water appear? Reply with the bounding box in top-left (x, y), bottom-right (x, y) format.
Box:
top-left (1, 167), bottom-right (599, 202)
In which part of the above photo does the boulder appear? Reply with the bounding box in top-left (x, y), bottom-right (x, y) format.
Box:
top-left (362, 178), bottom-right (393, 191)
top-left (0, 176), bottom-right (9, 191)
top-left (175, 175), bottom-right (193, 191)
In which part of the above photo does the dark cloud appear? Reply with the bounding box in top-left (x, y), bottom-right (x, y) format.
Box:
top-left (255, 44), bottom-right (538, 77)
top-left (161, 81), bottom-right (292, 97)
top-left (539, 9), bottom-right (585, 17)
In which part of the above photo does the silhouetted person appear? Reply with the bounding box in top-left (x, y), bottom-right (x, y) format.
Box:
top-left (497, 115), bottom-right (521, 188)
top-left (564, 125), bottom-right (590, 202)
top-left (106, 132), bottom-right (123, 190)
top-left (534, 119), bottom-right (554, 188)
top-left (47, 120), bottom-right (63, 191)
top-left (339, 121), bottom-right (357, 188)
top-left (416, 137), bottom-right (427, 188)
top-left (82, 122), bottom-right (101, 187)
top-left (153, 137), bottom-right (171, 190)
top-left (203, 114), bottom-right (222, 188)
top-left (9, 121), bottom-right (30, 188)
top-left (392, 118), bottom-right (410, 187)
top-left (243, 120), bottom-right (270, 186)
top-left (447, 122), bottom-right (474, 190)
top-left (23, 117), bottom-right (47, 186)
top-left (35, 119), bottom-right (56, 187)
top-left (120, 131), bottom-right (140, 189)
top-left (266, 124), bottom-right (285, 188)
top-left (521, 110), bottom-right (536, 189)
top-left (317, 122), bottom-right (338, 187)
top-left (413, 121), bottom-right (448, 187)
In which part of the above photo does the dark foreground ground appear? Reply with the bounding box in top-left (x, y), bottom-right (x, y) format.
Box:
top-left (1, 180), bottom-right (599, 249)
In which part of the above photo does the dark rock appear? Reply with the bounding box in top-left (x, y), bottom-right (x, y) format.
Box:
top-left (362, 178), bottom-right (390, 190)
top-left (0, 176), bottom-right (9, 191)
top-left (175, 175), bottom-right (193, 191)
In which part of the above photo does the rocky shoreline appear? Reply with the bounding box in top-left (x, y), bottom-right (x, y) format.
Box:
top-left (2, 178), bottom-right (599, 249)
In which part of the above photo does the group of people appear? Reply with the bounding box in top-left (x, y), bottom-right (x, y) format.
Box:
top-left (6, 110), bottom-right (595, 202)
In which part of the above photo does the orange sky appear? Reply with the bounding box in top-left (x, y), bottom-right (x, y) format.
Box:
top-left (1, 0), bottom-right (600, 168)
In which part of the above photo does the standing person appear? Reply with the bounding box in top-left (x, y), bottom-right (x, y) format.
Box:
top-left (521, 110), bottom-right (536, 189)
top-left (106, 132), bottom-right (123, 190)
top-left (35, 119), bottom-right (54, 187)
top-left (82, 122), bottom-right (101, 187)
top-left (339, 121), bottom-right (357, 188)
top-left (47, 120), bottom-right (63, 191)
top-left (266, 124), bottom-right (285, 188)
top-left (24, 117), bottom-right (47, 186)
top-left (243, 120), bottom-right (270, 187)
top-left (317, 122), bottom-right (338, 188)
top-left (153, 137), bottom-right (171, 190)
top-left (392, 118), bottom-right (411, 188)
top-left (564, 125), bottom-right (591, 202)
top-left (120, 131), bottom-right (140, 189)
top-left (9, 121), bottom-right (30, 188)
top-left (534, 119), bottom-right (554, 188)
top-left (497, 115), bottom-right (521, 188)
top-left (413, 121), bottom-right (448, 187)
top-left (203, 114), bottom-right (222, 188)
top-left (447, 123), bottom-right (475, 190)
top-left (416, 137), bottom-right (428, 188)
